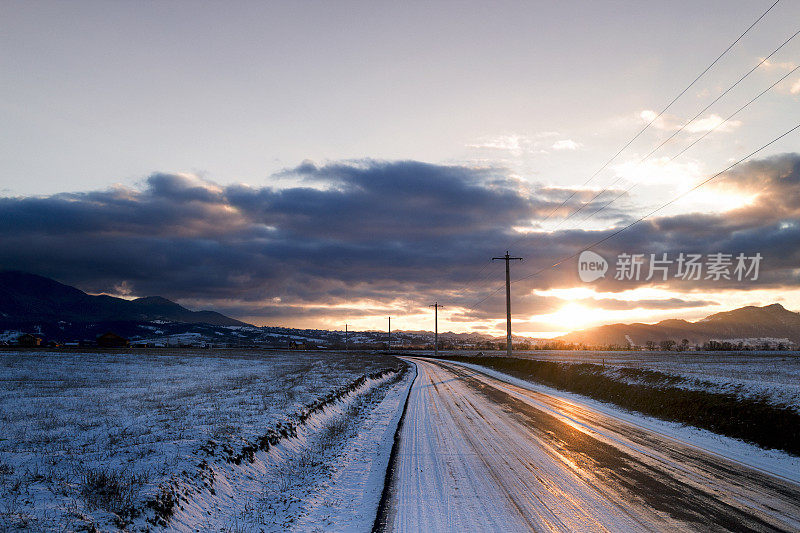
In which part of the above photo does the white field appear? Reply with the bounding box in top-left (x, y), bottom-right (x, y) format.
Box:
top-left (0, 349), bottom-right (409, 531)
top-left (444, 359), bottom-right (800, 485)
top-left (532, 351), bottom-right (800, 410)
top-left (434, 350), bottom-right (800, 410)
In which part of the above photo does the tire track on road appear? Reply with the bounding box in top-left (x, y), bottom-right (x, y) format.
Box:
top-left (384, 358), bottom-right (799, 532)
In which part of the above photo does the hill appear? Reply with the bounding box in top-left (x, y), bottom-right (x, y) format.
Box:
top-left (557, 303), bottom-right (800, 347)
top-left (0, 271), bottom-right (246, 327)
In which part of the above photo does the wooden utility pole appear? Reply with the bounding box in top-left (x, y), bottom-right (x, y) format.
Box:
top-left (492, 251), bottom-right (522, 357)
top-left (429, 302), bottom-right (444, 357)
top-left (345, 324), bottom-right (348, 351)
top-left (387, 316), bottom-right (391, 351)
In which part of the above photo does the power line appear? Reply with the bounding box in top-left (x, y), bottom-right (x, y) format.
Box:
top-left (545, 28), bottom-right (800, 233)
top-left (458, 259), bottom-right (501, 295)
top-left (453, 0), bottom-right (782, 297)
top-left (466, 120), bottom-right (800, 313)
top-left (456, 253), bottom-right (512, 310)
top-left (508, 122), bottom-right (800, 287)
top-left (473, 37), bottom-right (799, 305)
top-left (564, 63), bottom-right (800, 234)
top-left (638, 30), bottom-right (799, 164)
top-left (524, 0), bottom-right (782, 229)
top-left (463, 282), bottom-right (506, 313)
top-left (463, 85), bottom-right (788, 312)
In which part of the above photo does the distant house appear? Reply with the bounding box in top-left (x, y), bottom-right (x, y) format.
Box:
top-left (96, 332), bottom-right (129, 348)
top-left (17, 333), bottom-right (42, 347)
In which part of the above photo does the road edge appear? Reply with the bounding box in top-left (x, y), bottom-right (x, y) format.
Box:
top-left (438, 357), bottom-right (800, 488)
top-left (371, 358), bottom-right (418, 533)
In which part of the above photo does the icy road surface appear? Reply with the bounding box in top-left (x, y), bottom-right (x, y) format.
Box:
top-left (382, 358), bottom-right (800, 532)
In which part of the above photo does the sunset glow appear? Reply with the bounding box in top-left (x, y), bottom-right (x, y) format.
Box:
top-left (1, 1), bottom-right (798, 340)
top-left (3, 3), bottom-right (800, 531)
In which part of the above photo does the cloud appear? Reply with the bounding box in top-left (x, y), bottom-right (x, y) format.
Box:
top-left (0, 161), bottom-right (551, 315)
top-left (684, 114), bottom-right (741, 133)
top-left (612, 157), bottom-right (703, 190)
top-left (639, 110), bottom-right (740, 133)
top-left (0, 154), bottom-right (798, 326)
top-left (467, 135), bottom-right (532, 155)
top-left (466, 132), bottom-right (567, 156)
top-left (639, 109), bottom-right (673, 130)
top-left (791, 78), bottom-right (800, 95)
top-left (759, 58), bottom-right (797, 71)
top-left (551, 139), bottom-right (581, 151)
top-left (466, 135), bottom-right (545, 157)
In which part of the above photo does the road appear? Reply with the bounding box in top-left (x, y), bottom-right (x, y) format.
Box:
top-left (380, 358), bottom-right (800, 532)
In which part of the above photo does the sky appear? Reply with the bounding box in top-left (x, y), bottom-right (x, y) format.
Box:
top-left (1, 0), bottom-right (799, 337)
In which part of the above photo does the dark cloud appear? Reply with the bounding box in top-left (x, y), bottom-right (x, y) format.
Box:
top-left (500, 153), bottom-right (800, 295)
top-left (0, 155), bottom-right (798, 325)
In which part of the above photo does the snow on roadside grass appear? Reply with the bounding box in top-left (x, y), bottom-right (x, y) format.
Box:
top-left (170, 364), bottom-right (415, 532)
top-left (508, 351), bottom-right (800, 410)
top-left (0, 349), bottom-right (402, 531)
top-left (444, 359), bottom-right (800, 485)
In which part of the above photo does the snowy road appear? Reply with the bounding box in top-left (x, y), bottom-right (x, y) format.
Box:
top-left (381, 358), bottom-right (800, 532)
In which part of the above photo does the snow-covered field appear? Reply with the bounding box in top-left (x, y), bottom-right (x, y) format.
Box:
top-left (0, 349), bottom-right (409, 531)
top-left (522, 351), bottom-right (800, 410)
top-left (433, 350), bottom-right (800, 410)
top-left (443, 359), bottom-right (800, 484)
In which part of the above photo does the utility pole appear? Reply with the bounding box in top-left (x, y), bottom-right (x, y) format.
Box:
top-left (387, 316), bottom-right (391, 351)
top-left (345, 324), bottom-right (348, 351)
top-left (429, 302), bottom-right (444, 357)
top-left (492, 251), bottom-right (522, 357)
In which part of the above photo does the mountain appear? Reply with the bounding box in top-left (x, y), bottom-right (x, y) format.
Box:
top-left (557, 303), bottom-right (800, 347)
top-left (0, 271), bottom-right (246, 327)
top-left (395, 330), bottom-right (496, 342)
top-left (5, 271), bottom-right (797, 350)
